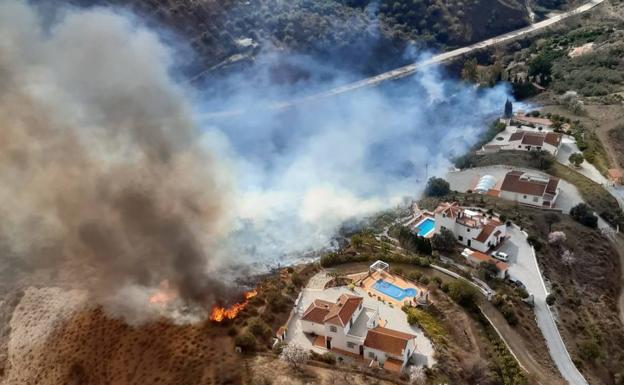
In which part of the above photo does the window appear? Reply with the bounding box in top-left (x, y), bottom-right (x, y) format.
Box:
top-left (533, 196), bottom-right (539, 202)
top-left (347, 342), bottom-right (355, 349)
top-left (518, 145), bottom-right (521, 148)
top-left (329, 326), bottom-right (337, 333)
top-left (467, 228), bottom-right (470, 232)
top-left (523, 195), bottom-right (527, 199)
top-left (350, 319), bottom-right (353, 328)
top-left (458, 235), bottom-right (463, 241)
top-left (368, 352), bottom-right (375, 359)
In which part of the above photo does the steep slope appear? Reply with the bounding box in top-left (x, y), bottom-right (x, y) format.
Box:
top-left (58, 0), bottom-right (532, 76)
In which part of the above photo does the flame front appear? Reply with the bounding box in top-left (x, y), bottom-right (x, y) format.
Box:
top-left (210, 290), bottom-right (257, 322)
top-left (149, 280), bottom-right (177, 306)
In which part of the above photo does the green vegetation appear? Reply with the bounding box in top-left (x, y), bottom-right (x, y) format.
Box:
top-left (425, 176), bottom-right (451, 197)
top-left (442, 280), bottom-right (480, 309)
top-left (570, 203), bottom-right (598, 228)
top-left (404, 306), bottom-right (447, 346)
top-left (568, 152), bottom-right (584, 167)
top-left (431, 228), bottom-right (456, 251)
top-left (234, 332), bottom-right (257, 353)
top-left (398, 227), bottom-right (433, 255)
top-left (546, 293), bottom-right (556, 306)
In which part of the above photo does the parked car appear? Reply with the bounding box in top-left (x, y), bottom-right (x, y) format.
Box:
top-left (492, 251), bottom-right (509, 262)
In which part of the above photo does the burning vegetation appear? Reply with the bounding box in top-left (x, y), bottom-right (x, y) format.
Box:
top-left (210, 290), bottom-right (258, 322)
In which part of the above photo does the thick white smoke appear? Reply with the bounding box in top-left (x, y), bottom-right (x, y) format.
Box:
top-left (0, 0), bottom-right (512, 322)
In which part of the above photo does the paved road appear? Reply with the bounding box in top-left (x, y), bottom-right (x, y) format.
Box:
top-left (499, 226), bottom-right (589, 385)
top-left (285, 0), bottom-right (604, 106)
top-left (201, 0), bottom-right (604, 118)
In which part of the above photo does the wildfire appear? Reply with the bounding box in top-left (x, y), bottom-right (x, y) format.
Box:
top-left (148, 280), bottom-right (178, 306)
top-left (209, 290), bottom-right (258, 322)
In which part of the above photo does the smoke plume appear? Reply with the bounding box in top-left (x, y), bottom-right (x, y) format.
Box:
top-left (0, 0), bottom-right (234, 322)
top-left (0, 0), bottom-right (512, 322)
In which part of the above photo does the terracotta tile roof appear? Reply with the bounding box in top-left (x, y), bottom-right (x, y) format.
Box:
top-left (500, 171), bottom-right (553, 197)
top-left (324, 294), bottom-right (363, 327)
top-left (545, 177), bottom-right (560, 195)
top-left (544, 132), bottom-right (562, 146)
top-left (464, 250), bottom-right (508, 272)
top-left (301, 299), bottom-right (333, 324)
top-left (364, 326), bottom-right (415, 356)
top-left (475, 223), bottom-right (497, 243)
top-left (509, 130), bottom-right (561, 148)
top-left (521, 133), bottom-right (545, 146)
top-left (509, 132), bottom-right (524, 141)
top-left (434, 202), bottom-right (461, 219)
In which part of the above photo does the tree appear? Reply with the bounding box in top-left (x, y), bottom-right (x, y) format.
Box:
top-left (547, 231), bottom-right (566, 245)
top-left (446, 280), bottom-right (479, 308)
top-left (530, 150), bottom-right (554, 170)
top-left (280, 343), bottom-right (309, 371)
top-left (431, 228), bottom-right (456, 251)
top-left (479, 261), bottom-right (500, 281)
top-left (570, 203), bottom-right (598, 228)
top-left (504, 99), bottom-right (513, 119)
top-left (351, 234), bottom-right (363, 249)
top-left (569, 152), bottom-right (584, 167)
top-left (424, 177), bottom-right (450, 197)
top-left (462, 57), bottom-right (478, 83)
top-left (544, 212), bottom-right (560, 232)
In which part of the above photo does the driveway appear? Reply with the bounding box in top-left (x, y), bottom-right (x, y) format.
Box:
top-left (498, 226), bottom-right (589, 385)
top-left (285, 284), bottom-right (436, 367)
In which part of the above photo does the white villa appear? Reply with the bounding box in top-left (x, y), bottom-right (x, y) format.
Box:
top-left (300, 293), bottom-right (417, 370)
top-left (499, 171), bottom-right (561, 208)
top-left (434, 202), bottom-right (506, 253)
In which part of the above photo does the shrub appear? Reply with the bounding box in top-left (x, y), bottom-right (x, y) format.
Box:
top-left (578, 339), bottom-right (601, 361)
top-left (419, 276), bottom-right (430, 285)
top-left (570, 203), bottom-right (598, 228)
top-left (527, 235), bottom-right (543, 251)
top-left (546, 293), bottom-right (556, 306)
top-left (446, 280), bottom-right (479, 309)
top-left (569, 152), bottom-right (584, 167)
top-left (248, 317), bottom-right (272, 340)
top-left (234, 332), bottom-right (257, 353)
top-left (408, 271), bottom-right (423, 282)
top-left (227, 326), bottom-right (238, 336)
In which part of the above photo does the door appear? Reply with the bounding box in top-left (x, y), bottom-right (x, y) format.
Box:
top-left (467, 239), bottom-right (471, 247)
top-left (359, 345), bottom-right (364, 356)
top-left (326, 338), bottom-right (331, 349)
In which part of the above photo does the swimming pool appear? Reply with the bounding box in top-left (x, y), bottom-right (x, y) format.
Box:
top-left (415, 217), bottom-right (435, 237)
top-left (373, 279), bottom-right (418, 301)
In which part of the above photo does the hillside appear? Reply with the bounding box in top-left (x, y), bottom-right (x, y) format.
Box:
top-left (59, 0), bottom-right (534, 77)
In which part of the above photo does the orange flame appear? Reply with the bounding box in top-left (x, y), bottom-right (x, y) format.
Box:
top-left (149, 280), bottom-right (177, 306)
top-left (210, 290), bottom-right (258, 322)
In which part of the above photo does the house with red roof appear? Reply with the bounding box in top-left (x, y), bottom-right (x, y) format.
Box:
top-left (499, 171), bottom-right (561, 208)
top-left (434, 202), bottom-right (507, 253)
top-left (300, 294), bottom-right (417, 369)
top-left (461, 248), bottom-right (509, 278)
top-left (504, 130), bottom-right (562, 155)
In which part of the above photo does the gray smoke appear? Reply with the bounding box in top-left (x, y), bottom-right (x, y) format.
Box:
top-left (0, 0), bottom-right (513, 323)
top-left (0, 0), bottom-right (235, 322)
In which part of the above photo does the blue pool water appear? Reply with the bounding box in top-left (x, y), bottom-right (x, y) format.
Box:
top-left (416, 218), bottom-right (435, 237)
top-left (373, 279), bottom-right (418, 301)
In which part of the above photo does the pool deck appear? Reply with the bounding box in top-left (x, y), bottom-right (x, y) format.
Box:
top-left (353, 271), bottom-right (429, 309)
top-left (411, 214), bottom-right (435, 238)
